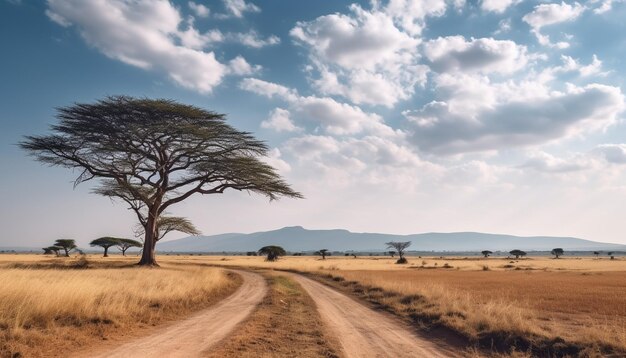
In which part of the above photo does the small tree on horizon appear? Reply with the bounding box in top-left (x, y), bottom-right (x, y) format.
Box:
top-left (20, 96), bottom-right (302, 266)
top-left (386, 241), bottom-right (411, 264)
top-left (481, 250), bottom-right (493, 258)
top-left (593, 251), bottom-right (601, 258)
top-left (258, 246), bottom-right (286, 262)
top-left (90, 237), bottom-right (121, 257)
top-left (43, 246), bottom-right (62, 256)
top-left (117, 238), bottom-right (143, 256)
top-left (388, 251), bottom-right (396, 258)
top-left (316, 249), bottom-right (329, 260)
top-left (551, 248), bottom-right (564, 259)
top-left (509, 249), bottom-right (527, 259)
top-left (54, 239), bottom-right (77, 257)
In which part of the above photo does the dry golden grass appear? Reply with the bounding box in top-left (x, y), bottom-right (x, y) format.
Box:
top-left (197, 255), bottom-right (625, 356)
top-left (168, 254), bottom-right (626, 272)
top-left (0, 255), bottom-right (240, 358)
top-left (205, 272), bottom-right (341, 358)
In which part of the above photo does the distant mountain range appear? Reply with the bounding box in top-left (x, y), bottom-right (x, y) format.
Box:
top-left (155, 226), bottom-right (626, 253)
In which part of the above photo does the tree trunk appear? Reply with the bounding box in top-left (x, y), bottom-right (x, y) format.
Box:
top-left (138, 208), bottom-right (159, 266)
top-left (103, 246), bottom-right (109, 257)
top-left (122, 248), bottom-right (127, 257)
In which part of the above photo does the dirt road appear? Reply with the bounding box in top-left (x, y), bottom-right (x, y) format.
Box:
top-left (84, 270), bottom-right (266, 358)
top-left (289, 273), bottom-right (461, 358)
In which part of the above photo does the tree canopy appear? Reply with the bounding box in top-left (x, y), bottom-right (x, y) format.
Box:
top-left (116, 238), bottom-right (143, 256)
top-left (551, 248), bottom-right (564, 259)
top-left (258, 246), bottom-right (286, 261)
top-left (316, 249), bottom-right (329, 259)
top-left (90, 237), bottom-right (123, 257)
top-left (21, 96), bottom-right (302, 266)
top-left (481, 250), bottom-right (493, 258)
top-left (54, 239), bottom-right (77, 257)
top-left (509, 249), bottom-right (527, 259)
top-left (386, 241), bottom-right (411, 264)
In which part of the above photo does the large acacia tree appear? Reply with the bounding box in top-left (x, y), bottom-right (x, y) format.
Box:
top-left (21, 96), bottom-right (302, 266)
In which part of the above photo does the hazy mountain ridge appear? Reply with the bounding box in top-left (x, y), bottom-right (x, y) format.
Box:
top-left (156, 226), bottom-right (626, 253)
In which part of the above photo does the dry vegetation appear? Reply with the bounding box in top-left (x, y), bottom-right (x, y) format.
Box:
top-left (2, 254), bottom-right (624, 357)
top-left (201, 255), bottom-right (626, 357)
top-left (0, 255), bottom-right (241, 358)
top-left (205, 272), bottom-right (341, 358)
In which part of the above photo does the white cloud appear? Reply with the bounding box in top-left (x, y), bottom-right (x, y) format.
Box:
top-left (521, 151), bottom-right (591, 173)
top-left (551, 54), bottom-right (605, 77)
top-left (221, 0), bottom-right (259, 18)
top-left (261, 108), bottom-right (301, 132)
top-left (405, 82), bottom-right (624, 154)
top-left (373, 0), bottom-right (448, 36)
top-left (232, 31), bottom-right (280, 48)
top-left (46, 0), bottom-right (260, 94)
top-left (228, 56), bottom-right (260, 75)
top-left (290, 3), bottom-right (427, 107)
top-left (241, 78), bottom-right (398, 136)
top-left (423, 36), bottom-right (529, 74)
top-left (263, 148), bottom-right (291, 174)
top-left (591, 0), bottom-right (625, 13)
top-left (480, 0), bottom-right (520, 13)
top-left (523, 2), bottom-right (585, 49)
top-left (188, 2), bottom-right (210, 17)
top-left (239, 78), bottom-right (299, 101)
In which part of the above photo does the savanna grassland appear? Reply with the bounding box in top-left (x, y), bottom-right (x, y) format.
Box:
top-left (201, 255), bottom-right (626, 356)
top-left (0, 255), bottom-right (241, 358)
top-left (1, 254), bottom-right (624, 357)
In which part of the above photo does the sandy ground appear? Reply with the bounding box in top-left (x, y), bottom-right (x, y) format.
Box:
top-left (80, 270), bottom-right (267, 358)
top-left (288, 273), bottom-right (462, 358)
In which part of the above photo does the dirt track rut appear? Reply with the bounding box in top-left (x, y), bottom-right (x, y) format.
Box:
top-left (289, 273), bottom-right (461, 358)
top-left (84, 270), bottom-right (266, 358)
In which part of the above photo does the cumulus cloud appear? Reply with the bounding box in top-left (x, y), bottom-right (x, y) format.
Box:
top-left (188, 1), bottom-right (210, 17)
top-left (372, 0), bottom-right (448, 36)
top-left (523, 2), bottom-right (585, 49)
top-left (423, 36), bottom-right (529, 74)
top-left (290, 3), bottom-right (427, 107)
top-left (591, 0), bottom-right (625, 14)
top-left (45, 0), bottom-right (261, 94)
top-left (227, 56), bottom-right (259, 75)
top-left (241, 78), bottom-right (398, 136)
top-left (405, 83), bottom-right (624, 154)
top-left (261, 108), bottom-right (301, 132)
top-left (220, 0), bottom-right (259, 18)
top-left (232, 31), bottom-right (280, 48)
top-left (480, 0), bottom-right (520, 13)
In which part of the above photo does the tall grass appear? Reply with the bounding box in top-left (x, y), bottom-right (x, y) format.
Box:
top-left (0, 260), bottom-right (238, 357)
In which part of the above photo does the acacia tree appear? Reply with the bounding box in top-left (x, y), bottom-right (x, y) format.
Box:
top-left (21, 96), bottom-right (302, 266)
top-left (117, 238), bottom-right (143, 256)
top-left (43, 246), bottom-right (62, 256)
top-left (509, 249), bottom-right (527, 259)
top-left (54, 239), bottom-right (77, 257)
top-left (388, 251), bottom-right (396, 258)
top-left (551, 248), bottom-right (564, 259)
top-left (90, 237), bottom-right (121, 257)
top-left (386, 241), bottom-right (411, 264)
top-left (316, 249), bottom-right (329, 260)
top-left (258, 246), bottom-right (286, 261)
top-left (481, 250), bottom-right (493, 258)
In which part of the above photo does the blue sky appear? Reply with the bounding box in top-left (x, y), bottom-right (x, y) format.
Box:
top-left (2, 0), bottom-right (626, 248)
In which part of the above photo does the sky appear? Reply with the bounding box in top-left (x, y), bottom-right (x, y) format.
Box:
top-left (2, 0), bottom-right (626, 248)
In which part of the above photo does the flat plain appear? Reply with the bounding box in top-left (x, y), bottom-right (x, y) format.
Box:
top-left (1, 254), bottom-right (624, 357)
